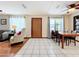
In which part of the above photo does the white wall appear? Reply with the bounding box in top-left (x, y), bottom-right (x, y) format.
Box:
top-left (25, 15), bottom-right (48, 37)
top-left (0, 15), bottom-right (10, 30)
top-left (42, 16), bottom-right (48, 37)
top-left (25, 16), bottom-right (31, 37)
top-left (64, 15), bottom-right (72, 31)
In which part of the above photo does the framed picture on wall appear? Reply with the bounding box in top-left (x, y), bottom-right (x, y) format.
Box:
top-left (1, 19), bottom-right (7, 25)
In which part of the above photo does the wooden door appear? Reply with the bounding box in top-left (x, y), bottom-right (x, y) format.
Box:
top-left (31, 18), bottom-right (42, 38)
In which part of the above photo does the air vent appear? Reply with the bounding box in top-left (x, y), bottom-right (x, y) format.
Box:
top-left (22, 4), bottom-right (27, 9)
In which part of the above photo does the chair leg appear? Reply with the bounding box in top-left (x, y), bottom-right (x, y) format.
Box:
top-left (54, 38), bottom-right (56, 42)
top-left (65, 40), bottom-right (68, 46)
top-left (56, 38), bottom-right (57, 42)
top-left (54, 38), bottom-right (55, 42)
top-left (58, 39), bottom-right (60, 46)
top-left (52, 37), bottom-right (55, 41)
top-left (74, 39), bottom-right (76, 46)
top-left (70, 39), bottom-right (71, 43)
top-left (68, 39), bottom-right (70, 46)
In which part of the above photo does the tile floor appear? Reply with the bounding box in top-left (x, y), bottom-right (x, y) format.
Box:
top-left (15, 38), bottom-right (79, 57)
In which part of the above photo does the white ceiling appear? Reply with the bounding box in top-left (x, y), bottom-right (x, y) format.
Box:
top-left (0, 1), bottom-right (77, 15)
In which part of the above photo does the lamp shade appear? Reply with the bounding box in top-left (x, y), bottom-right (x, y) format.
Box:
top-left (12, 25), bottom-right (16, 29)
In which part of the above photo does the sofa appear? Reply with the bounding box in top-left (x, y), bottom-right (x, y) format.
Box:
top-left (10, 28), bottom-right (26, 45)
top-left (0, 30), bottom-right (15, 42)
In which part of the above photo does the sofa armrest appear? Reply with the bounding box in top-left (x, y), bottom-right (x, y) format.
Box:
top-left (10, 36), bottom-right (14, 41)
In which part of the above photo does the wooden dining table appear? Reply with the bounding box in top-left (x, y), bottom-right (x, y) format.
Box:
top-left (60, 33), bottom-right (79, 49)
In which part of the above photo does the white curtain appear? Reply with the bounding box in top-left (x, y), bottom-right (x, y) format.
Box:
top-left (9, 16), bottom-right (26, 33)
top-left (49, 17), bottom-right (64, 33)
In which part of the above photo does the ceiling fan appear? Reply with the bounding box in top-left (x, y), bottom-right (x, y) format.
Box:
top-left (68, 3), bottom-right (79, 9)
top-left (62, 2), bottom-right (79, 13)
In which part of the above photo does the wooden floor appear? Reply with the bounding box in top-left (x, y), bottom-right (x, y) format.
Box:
top-left (0, 38), bottom-right (29, 57)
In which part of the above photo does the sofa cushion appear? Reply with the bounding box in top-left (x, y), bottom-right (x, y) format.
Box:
top-left (2, 32), bottom-right (9, 40)
top-left (17, 31), bottom-right (21, 35)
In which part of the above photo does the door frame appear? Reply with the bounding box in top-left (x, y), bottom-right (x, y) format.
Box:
top-left (31, 18), bottom-right (42, 38)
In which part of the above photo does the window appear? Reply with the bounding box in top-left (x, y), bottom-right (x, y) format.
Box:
top-left (50, 17), bottom-right (64, 33)
top-left (9, 16), bottom-right (26, 33)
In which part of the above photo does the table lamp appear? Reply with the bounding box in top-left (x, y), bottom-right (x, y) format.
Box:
top-left (12, 25), bottom-right (16, 33)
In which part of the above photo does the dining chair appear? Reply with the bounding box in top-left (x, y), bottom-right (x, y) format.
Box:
top-left (51, 30), bottom-right (57, 42)
top-left (51, 30), bottom-right (55, 39)
top-left (64, 31), bottom-right (76, 46)
top-left (54, 31), bottom-right (62, 45)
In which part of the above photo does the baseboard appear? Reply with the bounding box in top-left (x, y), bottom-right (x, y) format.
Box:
top-left (24, 37), bottom-right (48, 39)
top-left (24, 37), bottom-right (31, 39)
top-left (42, 37), bottom-right (48, 38)
top-left (30, 37), bottom-right (48, 38)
